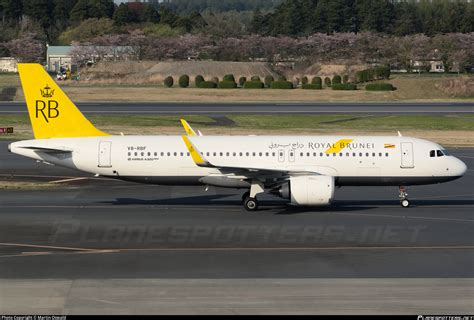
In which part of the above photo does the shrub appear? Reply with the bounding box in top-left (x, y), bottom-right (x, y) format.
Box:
top-left (332, 83), bottom-right (357, 90)
top-left (218, 81), bottom-right (237, 89)
top-left (343, 75), bottom-right (349, 84)
top-left (223, 74), bottom-right (235, 82)
top-left (302, 83), bottom-right (322, 90)
top-left (164, 76), bottom-right (174, 88)
top-left (251, 75), bottom-right (261, 81)
top-left (243, 81), bottom-right (264, 89)
top-left (332, 75), bottom-right (342, 85)
top-left (277, 75), bottom-right (287, 81)
top-left (375, 66), bottom-right (391, 79)
top-left (238, 76), bottom-right (247, 87)
top-left (271, 81), bottom-right (293, 89)
top-left (365, 83), bottom-right (395, 91)
top-left (179, 75), bottom-right (190, 88)
top-left (264, 75), bottom-right (274, 88)
top-left (301, 76), bottom-right (309, 85)
top-left (195, 75), bottom-right (204, 87)
top-left (367, 69), bottom-right (375, 81)
top-left (312, 76), bottom-right (322, 86)
top-left (324, 77), bottom-right (332, 87)
top-left (199, 81), bottom-right (218, 88)
top-left (211, 76), bottom-right (219, 84)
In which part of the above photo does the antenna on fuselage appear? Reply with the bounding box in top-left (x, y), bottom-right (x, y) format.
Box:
top-left (398, 131), bottom-right (403, 137)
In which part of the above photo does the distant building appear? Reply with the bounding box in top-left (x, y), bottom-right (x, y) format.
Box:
top-left (0, 57), bottom-right (18, 73)
top-left (46, 46), bottom-right (73, 73)
top-left (46, 45), bottom-right (139, 73)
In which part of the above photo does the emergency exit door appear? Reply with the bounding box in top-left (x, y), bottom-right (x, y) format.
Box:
top-left (98, 141), bottom-right (112, 168)
top-left (400, 142), bottom-right (414, 168)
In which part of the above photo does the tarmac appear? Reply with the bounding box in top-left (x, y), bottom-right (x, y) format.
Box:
top-left (0, 101), bottom-right (473, 115)
top-left (0, 141), bottom-right (473, 314)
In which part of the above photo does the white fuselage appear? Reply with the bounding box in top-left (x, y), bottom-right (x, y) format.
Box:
top-left (9, 135), bottom-right (467, 188)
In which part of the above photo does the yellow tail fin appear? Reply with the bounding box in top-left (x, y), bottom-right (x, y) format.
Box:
top-left (18, 63), bottom-right (109, 139)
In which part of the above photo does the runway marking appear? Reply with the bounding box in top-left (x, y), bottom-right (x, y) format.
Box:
top-left (49, 177), bottom-right (89, 184)
top-left (329, 211), bottom-right (474, 223)
top-left (1, 245), bottom-right (473, 259)
top-left (0, 242), bottom-right (98, 252)
top-left (0, 174), bottom-right (112, 181)
top-left (412, 193), bottom-right (474, 200)
top-left (78, 298), bottom-right (121, 306)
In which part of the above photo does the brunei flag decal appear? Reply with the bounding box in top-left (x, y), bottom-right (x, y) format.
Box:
top-left (384, 144), bottom-right (396, 149)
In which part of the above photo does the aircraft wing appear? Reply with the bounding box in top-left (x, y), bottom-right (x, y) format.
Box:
top-left (180, 119), bottom-right (203, 136)
top-left (181, 136), bottom-right (320, 179)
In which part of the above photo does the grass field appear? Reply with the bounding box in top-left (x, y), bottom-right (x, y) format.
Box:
top-left (1, 114), bottom-right (472, 146)
top-left (0, 73), bottom-right (472, 102)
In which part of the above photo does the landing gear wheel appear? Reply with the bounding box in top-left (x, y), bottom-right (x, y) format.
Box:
top-left (401, 199), bottom-right (410, 208)
top-left (244, 197), bottom-right (259, 212)
top-left (242, 191), bottom-right (250, 203)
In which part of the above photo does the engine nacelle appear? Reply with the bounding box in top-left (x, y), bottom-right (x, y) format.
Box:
top-left (277, 175), bottom-right (335, 206)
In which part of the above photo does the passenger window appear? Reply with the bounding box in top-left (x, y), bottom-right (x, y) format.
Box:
top-left (385, 153), bottom-right (389, 157)
top-left (320, 153), bottom-right (324, 157)
top-left (430, 150), bottom-right (436, 158)
top-left (333, 153), bottom-right (337, 157)
top-left (272, 152), bottom-right (276, 157)
top-left (339, 153), bottom-right (343, 157)
top-left (379, 153), bottom-right (382, 157)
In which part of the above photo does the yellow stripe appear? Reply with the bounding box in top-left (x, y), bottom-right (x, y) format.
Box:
top-left (181, 135), bottom-right (207, 165)
top-left (180, 119), bottom-right (197, 136)
top-left (325, 139), bottom-right (354, 154)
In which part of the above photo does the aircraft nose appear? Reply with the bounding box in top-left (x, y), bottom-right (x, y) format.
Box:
top-left (7, 143), bottom-right (11, 153)
top-left (453, 158), bottom-right (467, 177)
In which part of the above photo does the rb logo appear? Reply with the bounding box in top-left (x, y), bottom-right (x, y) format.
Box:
top-left (35, 100), bottom-right (59, 123)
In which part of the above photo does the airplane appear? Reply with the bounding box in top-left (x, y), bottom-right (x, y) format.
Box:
top-left (8, 64), bottom-right (467, 211)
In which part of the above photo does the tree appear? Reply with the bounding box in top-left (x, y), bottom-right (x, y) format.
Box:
top-left (113, 3), bottom-right (137, 26)
top-left (70, 0), bottom-right (114, 24)
top-left (6, 33), bottom-right (45, 62)
top-left (355, 0), bottom-right (395, 33)
top-left (179, 74), bottom-right (190, 88)
top-left (58, 18), bottom-right (114, 44)
top-left (143, 4), bottom-right (160, 23)
top-left (1, 0), bottom-right (23, 23)
top-left (164, 76), bottom-right (174, 87)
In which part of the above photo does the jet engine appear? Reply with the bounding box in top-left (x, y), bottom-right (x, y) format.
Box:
top-left (275, 175), bottom-right (335, 206)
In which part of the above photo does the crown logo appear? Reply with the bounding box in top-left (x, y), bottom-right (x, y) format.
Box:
top-left (40, 85), bottom-right (55, 98)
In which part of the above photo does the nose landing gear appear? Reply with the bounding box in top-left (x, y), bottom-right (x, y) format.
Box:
top-left (399, 186), bottom-right (410, 208)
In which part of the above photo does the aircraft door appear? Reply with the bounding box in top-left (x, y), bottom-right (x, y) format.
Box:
top-left (98, 141), bottom-right (112, 168)
top-left (400, 142), bottom-right (414, 168)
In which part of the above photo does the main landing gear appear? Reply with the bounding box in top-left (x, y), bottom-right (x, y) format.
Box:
top-left (242, 180), bottom-right (264, 212)
top-left (399, 186), bottom-right (410, 208)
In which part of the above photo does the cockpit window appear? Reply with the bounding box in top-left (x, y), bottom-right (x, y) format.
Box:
top-left (437, 150), bottom-right (444, 157)
top-left (430, 150), bottom-right (436, 158)
top-left (441, 149), bottom-right (450, 156)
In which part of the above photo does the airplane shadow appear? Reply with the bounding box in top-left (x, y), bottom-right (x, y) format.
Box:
top-left (101, 196), bottom-right (473, 215)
